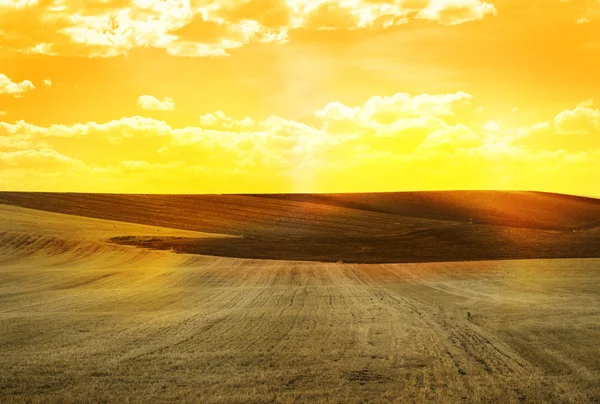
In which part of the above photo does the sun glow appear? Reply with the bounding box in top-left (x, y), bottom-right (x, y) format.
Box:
top-left (1, 0), bottom-right (599, 195)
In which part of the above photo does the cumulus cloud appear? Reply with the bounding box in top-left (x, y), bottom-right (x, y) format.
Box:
top-left (0, 0), bottom-right (38, 8)
top-left (417, 0), bottom-right (497, 25)
top-left (0, 148), bottom-right (83, 170)
top-left (516, 100), bottom-right (600, 138)
top-left (483, 121), bottom-right (500, 132)
top-left (138, 95), bottom-right (176, 111)
top-left (43, 78), bottom-right (52, 87)
top-left (316, 91), bottom-right (472, 137)
top-left (553, 100), bottom-right (599, 135)
top-left (0, 74), bottom-right (35, 97)
top-left (0, 0), bottom-right (497, 58)
top-left (515, 100), bottom-right (600, 152)
top-left (3, 92), bottom-right (600, 194)
top-left (199, 111), bottom-right (256, 129)
top-left (288, 0), bottom-right (496, 29)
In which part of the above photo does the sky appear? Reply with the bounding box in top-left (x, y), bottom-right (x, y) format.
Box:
top-left (1, 0), bottom-right (600, 195)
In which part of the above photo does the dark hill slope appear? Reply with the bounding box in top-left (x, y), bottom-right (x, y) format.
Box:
top-left (253, 191), bottom-right (600, 231)
top-left (0, 192), bottom-right (452, 238)
top-left (1, 191), bottom-right (599, 263)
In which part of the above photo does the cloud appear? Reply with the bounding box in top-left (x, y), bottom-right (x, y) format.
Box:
top-left (417, 0), bottom-right (497, 25)
top-left (43, 78), bottom-right (52, 87)
top-left (3, 92), bottom-right (600, 194)
top-left (0, 0), bottom-right (38, 8)
top-left (0, 148), bottom-right (83, 170)
top-left (483, 121), bottom-right (500, 132)
top-left (287, 0), bottom-right (496, 29)
top-left (199, 111), bottom-right (256, 129)
top-left (553, 100), bottom-right (599, 135)
top-left (517, 100), bottom-right (600, 138)
top-left (0, 110), bottom-right (7, 116)
top-left (316, 91), bottom-right (472, 137)
top-left (515, 100), bottom-right (600, 152)
top-left (138, 95), bottom-right (176, 111)
top-left (0, 0), bottom-right (497, 58)
top-left (417, 124), bottom-right (483, 152)
top-left (0, 74), bottom-right (35, 97)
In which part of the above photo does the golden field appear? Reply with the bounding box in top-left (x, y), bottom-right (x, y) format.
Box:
top-left (0, 193), bottom-right (599, 403)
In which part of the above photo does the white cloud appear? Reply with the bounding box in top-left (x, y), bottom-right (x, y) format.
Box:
top-left (138, 95), bottom-right (176, 111)
top-left (0, 0), bottom-right (498, 58)
top-left (553, 100), bottom-right (600, 135)
top-left (417, 0), bottom-right (497, 25)
top-left (43, 78), bottom-right (52, 87)
top-left (0, 148), bottom-right (83, 170)
top-left (199, 111), bottom-right (256, 129)
top-left (316, 91), bottom-right (472, 135)
top-left (483, 121), bottom-right (500, 132)
top-left (0, 0), bottom-right (38, 8)
top-left (418, 124), bottom-right (482, 152)
top-left (286, 0), bottom-right (496, 29)
top-left (3, 93), bottom-right (600, 194)
top-left (0, 74), bottom-right (35, 97)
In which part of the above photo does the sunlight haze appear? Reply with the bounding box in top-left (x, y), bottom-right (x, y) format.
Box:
top-left (1, 0), bottom-right (599, 195)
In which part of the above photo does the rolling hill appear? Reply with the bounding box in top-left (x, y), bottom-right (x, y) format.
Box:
top-left (0, 201), bottom-right (599, 402)
top-left (1, 191), bottom-right (599, 263)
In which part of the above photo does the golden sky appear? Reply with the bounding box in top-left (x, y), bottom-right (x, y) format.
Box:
top-left (1, 0), bottom-right (600, 195)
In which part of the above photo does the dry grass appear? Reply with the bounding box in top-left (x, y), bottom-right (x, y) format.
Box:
top-left (1, 205), bottom-right (599, 403)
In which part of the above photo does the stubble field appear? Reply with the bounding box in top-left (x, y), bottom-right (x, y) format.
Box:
top-left (1, 192), bottom-right (599, 403)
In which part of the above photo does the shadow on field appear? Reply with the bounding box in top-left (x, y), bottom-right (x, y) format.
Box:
top-left (110, 224), bottom-right (600, 263)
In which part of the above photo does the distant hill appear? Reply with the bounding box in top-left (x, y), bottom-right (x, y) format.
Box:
top-left (1, 191), bottom-right (599, 263)
top-left (253, 191), bottom-right (600, 231)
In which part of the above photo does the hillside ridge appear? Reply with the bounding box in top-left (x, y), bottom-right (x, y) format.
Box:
top-left (1, 191), bottom-right (600, 263)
